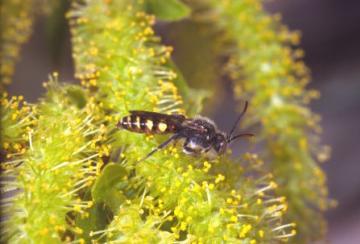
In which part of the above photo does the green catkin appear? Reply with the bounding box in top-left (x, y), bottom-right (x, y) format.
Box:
top-left (1, 93), bottom-right (35, 242)
top-left (0, 0), bottom-right (61, 86)
top-left (1, 79), bottom-right (103, 243)
top-left (1, 92), bottom-right (34, 151)
top-left (0, 0), bottom-right (33, 86)
top-left (0, 0), bottom-right (330, 242)
top-left (69, 0), bottom-right (294, 242)
top-left (209, 0), bottom-right (330, 242)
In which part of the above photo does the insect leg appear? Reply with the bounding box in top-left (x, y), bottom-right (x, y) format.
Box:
top-left (182, 139), bottom-right (203, 156)
top-left (138, 134), bottom-right (180, 162)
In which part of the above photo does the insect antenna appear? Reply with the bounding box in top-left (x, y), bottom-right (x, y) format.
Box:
top-left (227, 101), bottom-right (249, 141)
top-left (227, 133), bottom-right (254, 143)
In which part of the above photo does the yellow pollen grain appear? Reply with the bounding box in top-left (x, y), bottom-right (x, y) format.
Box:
top-left (40, 228), bottom-right (49, 236)
top-left (158, 122), bottom-right (167, 132)
top-left (146, 119), bottom-right (153, 130)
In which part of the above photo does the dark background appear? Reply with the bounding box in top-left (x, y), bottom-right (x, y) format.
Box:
top-left (7, 0), bottom-right (360, 243)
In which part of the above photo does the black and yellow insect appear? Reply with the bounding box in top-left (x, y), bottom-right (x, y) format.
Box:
top-left (118, 111), bottom-right (186, 134)
top-left (117, 102), bottom-right (253, 161)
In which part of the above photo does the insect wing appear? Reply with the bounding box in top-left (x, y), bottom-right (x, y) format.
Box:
top-left (129, 111), bottom-right (185, 120)
top-left (182, 119), bottom-right (209, 134)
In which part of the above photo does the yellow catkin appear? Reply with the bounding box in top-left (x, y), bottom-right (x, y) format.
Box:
top-left (210, 0), bottom-right (329, 242)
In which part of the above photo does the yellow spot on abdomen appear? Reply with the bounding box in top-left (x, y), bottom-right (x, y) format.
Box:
top-left (146, 120), bottom-right (153, 130)
top-left (158, 122), bottom-right (167, 132)
top-left (135, 116), bottom-right (141, 128)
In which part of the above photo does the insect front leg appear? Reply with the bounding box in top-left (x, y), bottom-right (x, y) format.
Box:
top-left (183, 138), bottom-right (207, 156)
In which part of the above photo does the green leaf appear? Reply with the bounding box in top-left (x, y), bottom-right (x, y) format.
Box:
top-left (65, 85), bottom-right (87, 109)
top-left (75, 202), bottom-right (111, 243)
top-left (91, 163), bottom-right (127, 213)
top-left (146, 0), bottom-right (191, 21)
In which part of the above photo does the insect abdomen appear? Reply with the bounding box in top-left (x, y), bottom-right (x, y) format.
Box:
top-left (118, 115), bottom-right (176, 134)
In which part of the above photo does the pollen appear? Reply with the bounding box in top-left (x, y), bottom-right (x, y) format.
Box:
top-left (230, 215), bottom-right (237, 222)
top-left (239, 224), bottom-right (252, 238)
top-left (215, 174), bottom-right (225, 184)
top-left (39, 228), bottom-right (49, 236)
top-left (203, 161), bottom-right (211, 172)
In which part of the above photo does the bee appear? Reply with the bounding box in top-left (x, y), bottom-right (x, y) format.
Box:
top-left (117, 101), bottom-right (253, 161)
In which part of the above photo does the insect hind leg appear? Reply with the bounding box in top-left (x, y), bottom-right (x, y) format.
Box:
top-left (138, 134), bottom-right (180, 162)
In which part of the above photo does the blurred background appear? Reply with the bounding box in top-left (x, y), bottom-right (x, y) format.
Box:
top-left (7, 0), bottom-right (360, 243)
